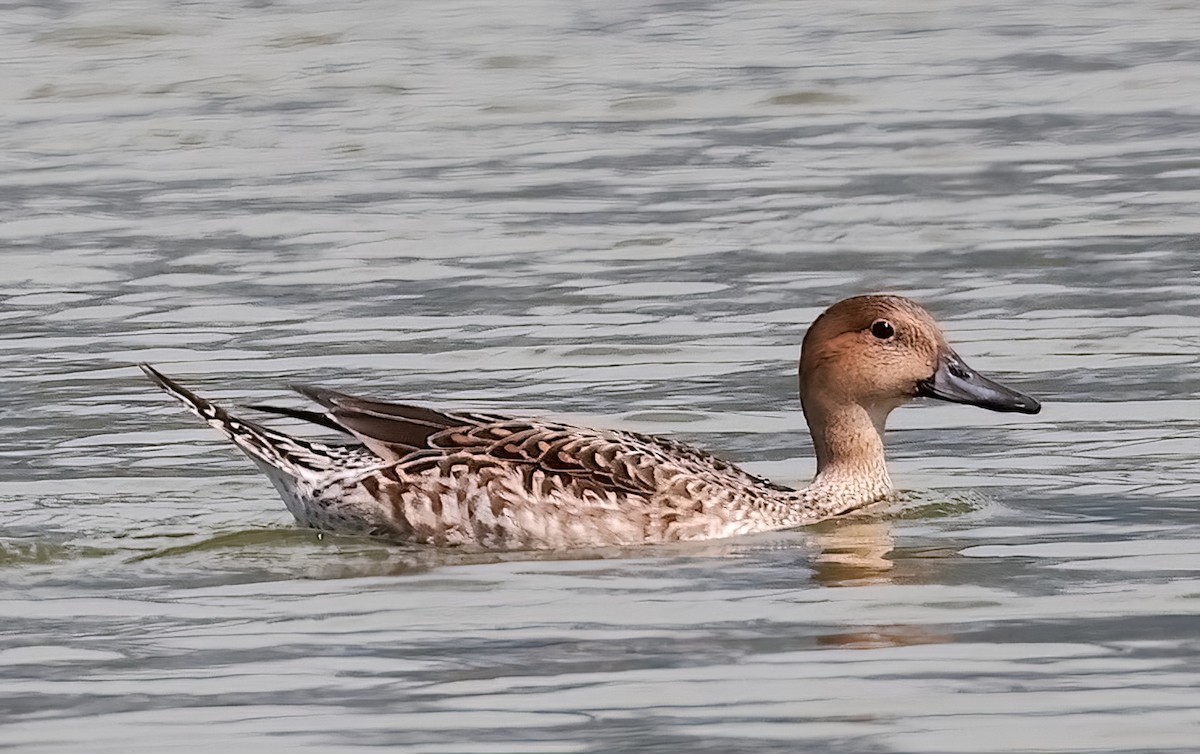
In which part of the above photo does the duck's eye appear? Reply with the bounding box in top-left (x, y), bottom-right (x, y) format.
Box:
top-left (870, 320), bottom-right (895, 340)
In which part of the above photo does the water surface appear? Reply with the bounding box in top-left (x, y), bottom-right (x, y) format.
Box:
top-left (2, 0), bottom-right (1198, 751)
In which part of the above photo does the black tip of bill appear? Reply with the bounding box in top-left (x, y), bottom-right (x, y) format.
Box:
top-left (917, 352), bottom-right (1042, 415)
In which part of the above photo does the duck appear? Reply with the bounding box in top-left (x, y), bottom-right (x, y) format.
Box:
top-left (141, 294), bottom-right (1041, 551)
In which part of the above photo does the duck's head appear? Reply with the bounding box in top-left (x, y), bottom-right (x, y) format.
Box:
top-left (799, 295), bottom-right (1040, 457)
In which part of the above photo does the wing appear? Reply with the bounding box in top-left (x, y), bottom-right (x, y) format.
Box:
top-left (258, 384), bottom-right (791, 498)
top-left (281, 384), bottom-right (660, 495)
top-left (280, 384), bottom-right (508, 461)
top-left (614, 430), bottom-right (794, 493)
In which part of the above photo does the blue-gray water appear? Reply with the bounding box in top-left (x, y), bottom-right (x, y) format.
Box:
top-left (2, 0), bottom-right (1199, 751)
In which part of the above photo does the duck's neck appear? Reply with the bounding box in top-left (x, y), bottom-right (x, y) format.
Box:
top-left (796, 398), bottom-right (895, 516)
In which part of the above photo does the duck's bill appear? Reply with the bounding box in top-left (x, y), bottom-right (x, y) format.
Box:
top-left (917, 351), bottom-right (1041, 414)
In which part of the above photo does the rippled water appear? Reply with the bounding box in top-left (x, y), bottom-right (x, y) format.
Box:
top-left (2, 0), bottom-right (1199, 751)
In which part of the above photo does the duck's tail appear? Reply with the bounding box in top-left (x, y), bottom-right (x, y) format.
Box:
top-left (139, 363), bottom-right (345, 478)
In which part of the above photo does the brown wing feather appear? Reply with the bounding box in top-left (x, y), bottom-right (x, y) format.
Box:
top-left (289, 384), bottom-right (508, 461)
top-left (290, 385), bottom-right (787, 497)
top-left (617, 430), bottom-right (795, 493)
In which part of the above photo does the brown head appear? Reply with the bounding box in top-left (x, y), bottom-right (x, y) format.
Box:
top-left (799, 294), bottom-right (1040, 474)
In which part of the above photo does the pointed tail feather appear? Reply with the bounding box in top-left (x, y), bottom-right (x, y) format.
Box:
top-left (139, 364), bottom-right (342, 476)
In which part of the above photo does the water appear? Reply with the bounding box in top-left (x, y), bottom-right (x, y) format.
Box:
top-left (2, 0), bottom-right (1199, 751)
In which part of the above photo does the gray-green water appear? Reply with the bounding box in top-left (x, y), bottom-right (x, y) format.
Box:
top-left (2, 0), bottom-right (1199, 751)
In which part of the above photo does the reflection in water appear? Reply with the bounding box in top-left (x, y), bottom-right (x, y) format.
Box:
top-left (816, 625), bottom-right (950, 650)
top-left (809, 519), bottom-right (957, 650)
top-left (810, 519), bottom-right (896, 587)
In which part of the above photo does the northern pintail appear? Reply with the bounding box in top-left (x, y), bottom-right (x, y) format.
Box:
top-left (141, 294), bottom-right (1041, 550)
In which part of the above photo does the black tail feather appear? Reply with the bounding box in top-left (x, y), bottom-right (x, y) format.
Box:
top-left (245, 403), bottom-right (352, 436)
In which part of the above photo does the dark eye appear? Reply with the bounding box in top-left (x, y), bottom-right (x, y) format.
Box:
top-left (870, 320), bottom-right (895, 340)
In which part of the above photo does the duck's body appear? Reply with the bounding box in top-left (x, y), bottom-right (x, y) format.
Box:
top-left (141, 372), bottom-right (883, 549)
top-left (142, 295), bottom-right (1041, 551)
